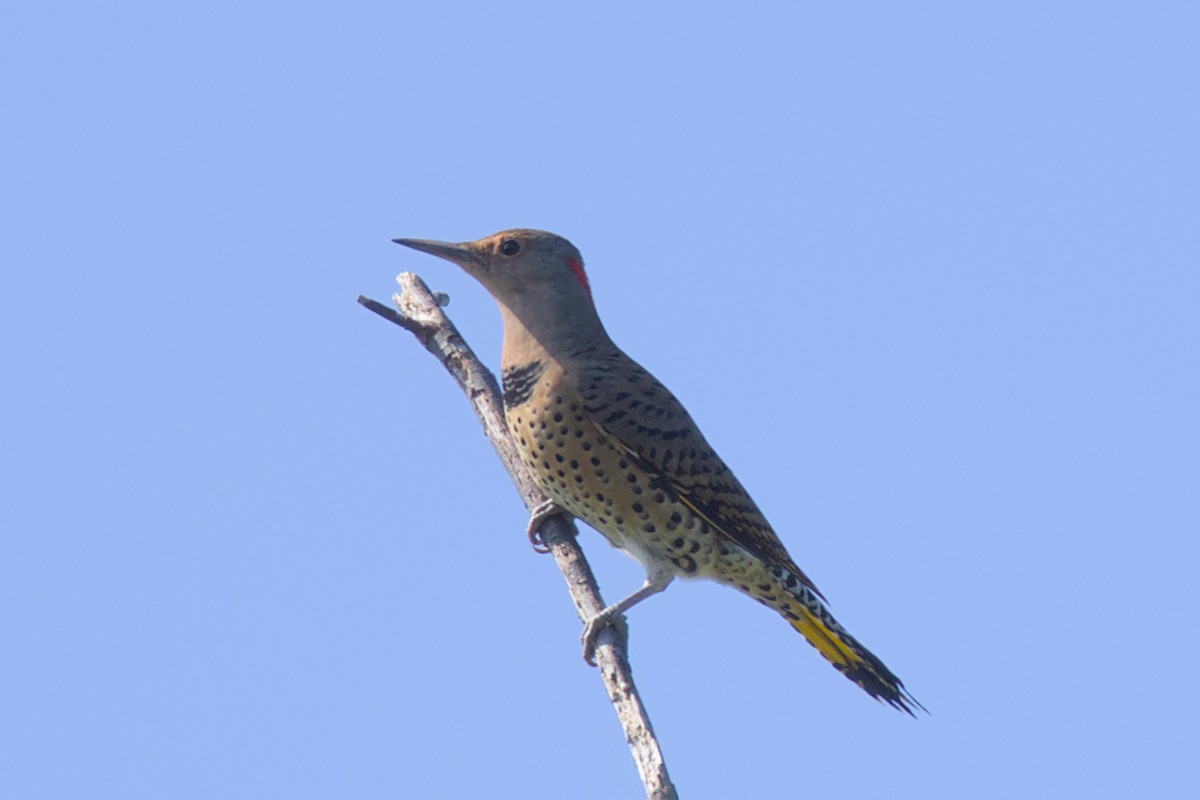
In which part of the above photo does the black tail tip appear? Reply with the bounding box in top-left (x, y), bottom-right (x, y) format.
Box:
top-left (883, 686), bottom-right (928, 717)
top-left (847, 663), bottom-right (927, 716)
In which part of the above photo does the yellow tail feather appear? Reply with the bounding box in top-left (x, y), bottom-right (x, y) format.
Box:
top-left (785, 597), bottom-right (924, 716)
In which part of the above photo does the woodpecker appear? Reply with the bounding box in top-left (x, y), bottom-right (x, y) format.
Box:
top-left (394, 229), bottom-right (922, 714)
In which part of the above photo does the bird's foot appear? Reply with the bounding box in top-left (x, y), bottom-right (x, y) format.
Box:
top-left (581, 608), bottom-right (628, 666)
top-left (526, 499), bottom-right (567, 553)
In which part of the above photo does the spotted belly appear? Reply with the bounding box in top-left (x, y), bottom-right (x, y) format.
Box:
top-left (504, 393), bottom-right (724, 580)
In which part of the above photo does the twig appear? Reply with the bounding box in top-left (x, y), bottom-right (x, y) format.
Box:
top-left (358, 273), bottom-right (678, 800)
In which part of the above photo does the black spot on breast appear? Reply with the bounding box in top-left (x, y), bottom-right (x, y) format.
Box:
top-left (671, 555), bottom-right (698, 574)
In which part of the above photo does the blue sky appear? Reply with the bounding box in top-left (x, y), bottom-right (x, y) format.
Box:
top-left (3, 2), bottom-right (1198, 798)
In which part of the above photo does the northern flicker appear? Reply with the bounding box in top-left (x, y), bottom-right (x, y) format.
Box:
top-left (394, 229), bottom-right (922, 714)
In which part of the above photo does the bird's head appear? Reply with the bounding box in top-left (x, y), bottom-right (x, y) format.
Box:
top-left (393, 229), bottom-right (606, 353)
top-left (394, 229), bottom-right (590, 304)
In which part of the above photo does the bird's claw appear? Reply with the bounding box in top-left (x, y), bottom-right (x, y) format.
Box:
top-left (581, 611), bottom-right (628, 666)
top-left (526, 499), bottom-right (566, 553)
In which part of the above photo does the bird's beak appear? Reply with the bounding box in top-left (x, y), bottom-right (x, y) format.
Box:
top-left (392, 238), bottom-right (483, 269)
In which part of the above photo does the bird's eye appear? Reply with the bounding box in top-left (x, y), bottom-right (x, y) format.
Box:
top-left (500, 239), bottom-right (521, 256)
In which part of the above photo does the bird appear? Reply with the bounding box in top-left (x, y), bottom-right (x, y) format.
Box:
top-left (394, 228), bottom-right (923, 714)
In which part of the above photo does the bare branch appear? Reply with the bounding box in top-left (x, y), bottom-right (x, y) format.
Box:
top-left (358, 273), bottom-right (678, 800)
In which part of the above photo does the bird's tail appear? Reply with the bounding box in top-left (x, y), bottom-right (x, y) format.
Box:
top-left (769, 574), bottom-right (924, 715)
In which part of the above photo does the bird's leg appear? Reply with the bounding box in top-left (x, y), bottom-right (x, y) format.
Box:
top-left (526, 498), bottom-right (570, 553)
top-left (582, 567), bottom-right (675, 665)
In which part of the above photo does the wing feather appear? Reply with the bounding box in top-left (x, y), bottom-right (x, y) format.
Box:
top-left (573, 348), bottom-right (824, 598)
